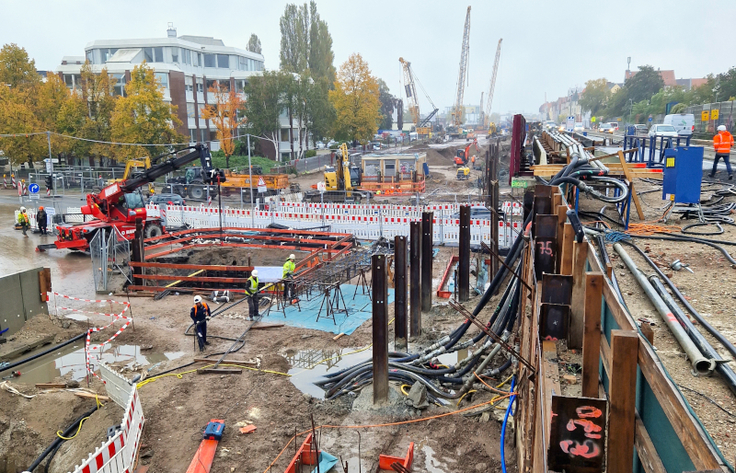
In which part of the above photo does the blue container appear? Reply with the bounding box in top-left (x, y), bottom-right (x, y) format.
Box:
top-left (662, 146), bottom-right (704, 204)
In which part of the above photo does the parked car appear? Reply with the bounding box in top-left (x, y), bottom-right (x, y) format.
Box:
top-left (634, 124), bottom-right (648, 135)
top-left (370, 141), bottom-right (381, 151)
top-left (315, 141), bottom-right (326, 149)
top-left (609, 122), bottom-right (620, 132)
top-left (327, 140), bottom-right (338, 148)
top-left (648, 124), bottom-right (679, 138)
top-left (663, 113), bottom-right (695, 136)
top-left (598, 123), bottom-right (613, 133)
top-left (148, 193), bottom-right (186, 206)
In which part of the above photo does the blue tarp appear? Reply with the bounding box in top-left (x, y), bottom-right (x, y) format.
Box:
top-left (311, 451), bottom-right (338, 473)
top-left (265, 284), bottom-right (394, 335)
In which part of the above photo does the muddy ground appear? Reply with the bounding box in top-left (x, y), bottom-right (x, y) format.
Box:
top-left (0, 239), bottom-right (515, 473)
top-left (578, 178), bottom-right (736, 463)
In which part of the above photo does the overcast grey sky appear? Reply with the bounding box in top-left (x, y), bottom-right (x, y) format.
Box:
top-left (2, 0), bottom-right (733, 116)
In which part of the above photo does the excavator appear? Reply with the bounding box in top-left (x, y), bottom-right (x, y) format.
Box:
top-left (96, 158), bottom-right (156, 196)
top-left (38, 144), bottom-right (223, 252)
top-left (304, 143), bottom-right (371, 204)
top-left (454, 139), bottom-right (479, 166)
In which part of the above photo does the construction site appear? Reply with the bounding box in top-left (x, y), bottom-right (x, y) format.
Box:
top-left (4, 5), bottom-right (736, 473)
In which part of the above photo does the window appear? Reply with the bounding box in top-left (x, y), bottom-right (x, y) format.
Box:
top-left (200, 129), bottom-right (208, 142)
top-left (206, 79), bottom-right (218, 91)
top-left (190, 129), bottom-right (198, 142)
top-left (155, 72), bottom-right (169, 89)
top-left (281, 153), bottom-right (291, 162)
top-left (235, 79), bottom-right (245, 93)
top-left (281, 129), bottom-right (290, 142)
top-left (186, 103), bottom-right (196, 119)
top-left (143, 47), bottom-right (164, 62)
top-left (192, 51), bottom-right (199, 67)
top-left (239, 56), bottom-right (247, 71)
top-left (85, 50), bottom-right (94, 64)
top-left (185, 76), bottom-right (194, 92)
top-left (197, 78), bottom-right (204, 93)
top-left (112, 74), bottom-right (125, 96)
top-left (182, 48), bottom-right (191, 65)
top-left (171, 47), bottom-right (179, 63)
top-left (217, 54), bottom-right (229, 68)
top-left (204, 54), bottom-right (216, 67)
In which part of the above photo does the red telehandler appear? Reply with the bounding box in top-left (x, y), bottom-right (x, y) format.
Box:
top-left (38, 144), bottom-right (223, 252)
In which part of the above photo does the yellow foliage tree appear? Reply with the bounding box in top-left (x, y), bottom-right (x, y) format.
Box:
top-left (110, 63), bottom-right (185, 161)
top-left (200, 81), bottom-right (246, 168)
top-left (329, 53), bottom-right (381, 143)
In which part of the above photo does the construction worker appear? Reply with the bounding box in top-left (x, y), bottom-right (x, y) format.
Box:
top-left (37, 206), bottom-right (48, 235)
top-left (190, 295), bottom-right (211, 351)
top-left (283, 254), bottom-right (297, 302)
top-left (246, 269), bottom-right (259, 320)
top-left (710, 125), bottom-right (734, 180)
top-left (17, 207), bottom-right (29, 237)
top-left (471, 154), bottom-right (476, 170)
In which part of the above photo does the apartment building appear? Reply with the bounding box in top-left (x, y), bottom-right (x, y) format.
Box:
top-left (56, 26), bottom-right (303, 161)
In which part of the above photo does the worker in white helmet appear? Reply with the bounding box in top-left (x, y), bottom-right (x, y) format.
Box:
top-left (710, 124), bottom-right (734, 179)
top-left (282, 254), bottom-right (297, 303)
top-left (17, 206), bottom-right (29, 237)
top-left (246, 269), bottom-right (259, 320)
top-left (190, 295), bottom-right (211, 351)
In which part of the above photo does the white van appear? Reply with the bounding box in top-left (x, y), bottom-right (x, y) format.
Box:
top-left (663, 113), bottom-right (694, 136)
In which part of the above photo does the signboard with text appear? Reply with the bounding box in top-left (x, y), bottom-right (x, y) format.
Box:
top-left (566, 116), bottom-right (575, 132)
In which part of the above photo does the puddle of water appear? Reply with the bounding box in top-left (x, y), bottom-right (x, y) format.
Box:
top-left (422, 445), bottom-right (448, 473)
top-left (12, 343), bottom-right (184, 385)
top-left (286, 347), bottom-right (373, 399)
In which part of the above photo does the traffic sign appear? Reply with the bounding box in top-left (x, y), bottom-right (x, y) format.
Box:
top-left (566, 116), bottom-right (574, 133)
top-left (702, 111), bottom-right (710, 122)
top-left (257, 176), bottom-right (267, 194)
top-left (317, 182), bottom-right (326, 193)
top-left (711, 109), bottom-right (720, 120)
top-left (29, 183), bottom-right (40, 194)
top-left (591, 116), bottom-right (596, 123)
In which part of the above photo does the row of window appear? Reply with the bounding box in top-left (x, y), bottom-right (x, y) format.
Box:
top-left (62, 73), bottom-right (126, 96)
top-left (86, 46), bottom-right (263, 72)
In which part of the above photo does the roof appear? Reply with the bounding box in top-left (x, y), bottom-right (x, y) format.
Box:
top-left (107, 48), bottom-right (142, 63)
top-left (178, 35), bottom-right (225, 46)
top-left (626, 69), bottom-right (677, 87)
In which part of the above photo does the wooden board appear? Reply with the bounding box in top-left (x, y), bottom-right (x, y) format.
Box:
top-left (618, 150), bottom-right (646, 220)
top-left (607, 330), bottom-right (639, 473)
top-left (0, 334), bottom-right (55, 361)
top-left (635, 415), bottom-right (667, 473)
top-left (561, 223), bottom-right (575, 275)
top-left (582, 273), bottom-right (604, 398)
top-left (193, 358), bottom-right (256, 366)
top-left (569, 241), bottom-right (589, 350)
top-left (548, 395), bottom-right (607, 473)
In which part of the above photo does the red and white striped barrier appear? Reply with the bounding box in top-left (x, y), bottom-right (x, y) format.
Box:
top-left (50, 292), bottom-right (132, 384)
top-left (11, 175), bottom-right (16, 187)
top-left (46, 187), bottom-right (51, 196)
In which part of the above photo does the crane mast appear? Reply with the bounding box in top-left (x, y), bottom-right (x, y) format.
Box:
top-left (452, 6), bottom-right (471, 127)
top-left (484, 38), bottom-right (503, 128)
top-left (399, 57), bottom-right (420, 126)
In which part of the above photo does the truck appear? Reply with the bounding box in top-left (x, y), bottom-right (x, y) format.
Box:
top-left (303, 144), bottom-right (372, 203)
top-left (38, 144), bottom-right (222, 252)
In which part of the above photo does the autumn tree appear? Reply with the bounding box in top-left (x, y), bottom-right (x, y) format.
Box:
top-left (0, 43), bottom-right (40, 90)
top-left (247, 34), bottom-right (262, 54)
top-left (110, 63), bottom-right (185, 160)
top-left (579, 78), bottom-right (610, 115)
top-left (0, 84), bottom-right (46, 165)
top-left (329, 53), bottom-right (381, 143)
top-left (200, 81), bottom-right (246, 167)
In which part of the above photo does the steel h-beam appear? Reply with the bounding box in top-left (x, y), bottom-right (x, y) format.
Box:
top-left (410, 221), bottom-right (422, 337)
top-left (371, 254), bottom-right (389, 403)
top-left (489, 143), bottom-right (500, 277)
top-left (458, 205), bottom-right (470, 302)
top-left (421, 212), bottom-right (433, 312)
top-left (394, 235), bottom-right (408, 347)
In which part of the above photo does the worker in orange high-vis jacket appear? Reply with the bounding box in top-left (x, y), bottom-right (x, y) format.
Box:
top-left (710, 125), bottom-right (734, 180)
top-left (190, 295), bottom-right (211, 351)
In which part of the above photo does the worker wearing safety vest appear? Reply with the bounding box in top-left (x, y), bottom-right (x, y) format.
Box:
top-left (17, 207), bottom-right (29, 237)
top-left (282, 254), bottom-right (297, 302)
top-left (190, 295), bottom-right (211, 352)
top-left (710, 125), bottom-right (734, 180)
top-left (246, 270), bottom-right (259, 320)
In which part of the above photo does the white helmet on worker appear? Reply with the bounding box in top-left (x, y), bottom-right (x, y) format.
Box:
top-left (289, 254), bottom-right (296, 260)
top-left (193, 295), bottom-right (202, 303)
top-left (20, 206), bottom-right (26, 212)
top-left (251, 269), bottom-right (259, 277)
top-left (718, 125), bottom-right (727, 131)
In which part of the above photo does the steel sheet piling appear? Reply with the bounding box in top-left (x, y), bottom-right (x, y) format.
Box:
top-left (458, 205), bottom-right (470, 301)
top-left (421, 212), bottom-right (433, 312)
top-left (410, 221), bottom-right (422, 337)
top-left (394, 235), bottom-right (408, 348)
top-left (371, 254), bottom-right (389, 403)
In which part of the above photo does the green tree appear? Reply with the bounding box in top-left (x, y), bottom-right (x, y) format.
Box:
top-left (0, 43), bottom-right (40, 90)
top-left (579, 78), bottom-right (610, 115)
top-left (246, 34), bottom-right (262, 54)
top-left (687, 76), bottom-right (717, 105)
top-left (243, 70), bottom-right (290, 160)
top-left (626, 65), bottom-right (664, 103)
top-left (329, 53), bottom-right (381, 143)
top-left (377, 78), bottom-right (395, 130)
top-left (110, 63), bottom-right (185, 160)
top-left (279, 1), bottom-right (335, 83)
top-left (307, 76), bottom-right (335, 142)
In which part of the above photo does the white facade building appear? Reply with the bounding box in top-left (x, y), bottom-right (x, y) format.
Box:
top-left (56, 26), bottom-right (303, 161)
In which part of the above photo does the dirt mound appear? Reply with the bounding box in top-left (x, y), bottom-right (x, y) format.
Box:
top-left (425, 147), bottom-right (458, 166)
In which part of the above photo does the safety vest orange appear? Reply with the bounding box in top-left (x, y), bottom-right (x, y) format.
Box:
top-left (713, 131), bottom-right (734, 154)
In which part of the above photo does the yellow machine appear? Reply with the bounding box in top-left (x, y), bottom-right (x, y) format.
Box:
top-left (107, 158), bottom-right (155, 195)
top-left (324, 144), bottom-right (360, 191)
top-left (456, 167), bottom-right (470, 180)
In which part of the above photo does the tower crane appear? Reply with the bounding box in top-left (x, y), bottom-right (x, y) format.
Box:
top-left (399, 57), bottom-right (439, 130)
top-left (450, 6), bottom-right (471, 132)
top-left (484, 39), bottom-right (503, 133)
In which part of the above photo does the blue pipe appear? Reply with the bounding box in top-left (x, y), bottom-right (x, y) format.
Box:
top-left (501, 376), bottom-right (517, 473)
